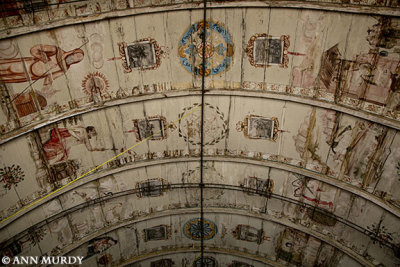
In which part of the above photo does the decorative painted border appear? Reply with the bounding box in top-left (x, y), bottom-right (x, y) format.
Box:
top-left (178, 103), bottom-right (228, 146)
top-left (246, 34), bottom-right (289, 68)
top-left (232, 224), bottom-right (270, 244)
top-left (183, 218), bottom-right (218, 241)
top-left (178, 20), bottom-right (234, 76)
top-left (118, 38), bottom-right (163, 72)
top-left (132, 116), bottom-right (169, 141)
top-left (135, 178), bottom-right (168, 198)
top-left (142, 224), bottom-right (171, 242)
top-left (241, 176), bottom-right (274, 197)
top-left (236, 115), bottom-right (280, 141)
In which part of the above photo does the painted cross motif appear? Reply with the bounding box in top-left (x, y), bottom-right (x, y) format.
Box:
top-left (246, 34), bottom-right (289, 68)
top-left (0, 165), bottom-right (25, 190)
top-left (178, 21), bottom-right (234, 76)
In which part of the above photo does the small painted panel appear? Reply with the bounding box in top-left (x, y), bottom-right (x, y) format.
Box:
top-left (178, 103), bottom-right (228, 146)
top-left (183, 218), bottom-right (217, 241)
top-left (241, 176), bottom-right (274, 196)
top-left (135, 178), bottom-right (167, 198)
top-left (246, 34), bottom-right (289, 68)
top-left (227, 261), bottom-right (254, 267)
top-left (12, 92), bottom-right (47, 118)
top-left (86, 237), bottom-right (118, 259)
top-left (178, 21), bottom-right (234, 76)
top-left (276, 228), bottom-right (308, 265)
top-left (192, 256), bottom-right (217, 267)
top-left (128, 116), bottom-right (172, 141)
top-left (151, 259), bottom-right (174, 267)
top-left (232, 224), bottom-right (270, 244)
top-left (236, 115), bottom-right (280, 141)
top-left (117, 38), bottom-right (165, 72)
top-left (319, 44), bottom-right (341, 93)
top-left (143, 225), bottom-right (171, 242)
top-left (306, 207), bottom-right (337, 226)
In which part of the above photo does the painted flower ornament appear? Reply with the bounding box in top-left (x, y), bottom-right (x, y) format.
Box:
top-left (0, 165), bottom-right (25, 190)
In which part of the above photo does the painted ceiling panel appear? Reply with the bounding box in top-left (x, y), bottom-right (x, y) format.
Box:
top-left (0, 1), bottom-right (399, 266)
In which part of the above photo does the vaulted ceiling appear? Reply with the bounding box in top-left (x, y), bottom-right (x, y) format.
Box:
top-left (0, 0), bottom-right (400, 266)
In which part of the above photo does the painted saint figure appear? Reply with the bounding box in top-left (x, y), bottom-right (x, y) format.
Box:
top-left (42, 126), bottom-right (104, 165)
top-left (0, 44), bottom-right (84, 96)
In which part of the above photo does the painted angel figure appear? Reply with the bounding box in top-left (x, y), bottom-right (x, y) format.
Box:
top-left (0, 44), bottom-right (84, 97)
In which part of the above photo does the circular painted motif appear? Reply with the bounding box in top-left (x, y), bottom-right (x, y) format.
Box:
top-left (81, 72), bottom-right (110, 97)
top-left (178, 21), bottom-right (234, 76)
top-left (183, 218), bottom-right (218, 241)
top-left (178, 103), bottom-right (228, 146)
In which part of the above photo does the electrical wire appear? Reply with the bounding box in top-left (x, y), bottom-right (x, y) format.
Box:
top-left (200, 0), bottom-right (207, 265)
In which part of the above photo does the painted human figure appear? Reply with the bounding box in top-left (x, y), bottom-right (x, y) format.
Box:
top-left (0, 44), bottom-right (84, 96)
top-left (42, 126), bottom-right (104, 165)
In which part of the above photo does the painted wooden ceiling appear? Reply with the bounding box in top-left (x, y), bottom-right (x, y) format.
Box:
top-left (0, 0), bottom-right (399, 266)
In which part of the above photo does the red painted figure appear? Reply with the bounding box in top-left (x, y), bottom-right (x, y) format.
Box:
top-left (0, 44), bottom-right (84, 96)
